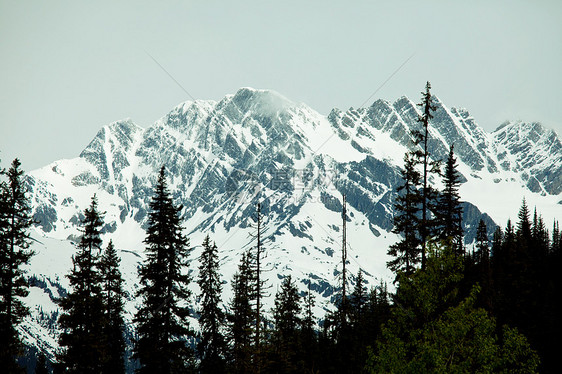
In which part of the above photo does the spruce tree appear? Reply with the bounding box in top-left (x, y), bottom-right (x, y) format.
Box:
top-left (364, 282), bottom-right (391, 344)
top-left (300, 281), bottom-right (317, 373)
top-left (0, 158), bottom-right (35, 372)
top-left (387, 152), bottom-right (422, 276)
top-left (513, 200), bottom-right (534, 330)
top-left (494, 219), bottom-right (516, 328)
top-left (57, 195), bottom-right (106, 373)
top-left (271, 275), bottom-right (302, 373)
top-left (517, 199), bottom-right (532, 244)
top-left (98, 240), bottom-right (125, 373)
top-left (197, 235), bottom-right (226, 373)
top-left (435, 145), bottom-right (463, 254)
top-left (413, 81), bottom-right (441, 269)
top-left (389, 82), bottom-right (441, 276)
top-left (552, 220), bottom-right (560, 253)
top-left (348, 269), bottom-right (369, 372)
top-left (227, 251), bottom-right (254, 373)
top-left (350, 270), bottom-right (367, 322)
top-left (133, 166), bottom-right (194, 373)
top-left (247, 202), bottom-right (269, 372)
top-left (475, 219), bottom-right (489, 264)
top-left (474, 219), bottom-right (492, 309)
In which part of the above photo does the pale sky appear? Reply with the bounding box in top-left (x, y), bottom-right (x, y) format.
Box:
top-left (1, 0), bottom-right (561, 171)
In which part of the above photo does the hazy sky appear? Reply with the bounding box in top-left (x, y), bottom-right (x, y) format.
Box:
top-left (1, 0), bottom-right (561, 171)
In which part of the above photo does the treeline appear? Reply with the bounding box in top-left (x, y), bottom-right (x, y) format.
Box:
top-left (0, 82), bottom-right (560, 373)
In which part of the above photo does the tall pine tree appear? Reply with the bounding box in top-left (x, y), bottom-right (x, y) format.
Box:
top-left (57, 195), bottom-right (106, 373)
top-left (435, 144), bottom-right (463, 254)
top-left (387, 152), bottom-right (422, 277)
top-left (247, 202), bottom-right (269, 373)
top-left (350, 270), bottom-right (367, 322)
top-left (0, 158), bottom-right (35, 372)
top-left (300, 280), bottom-right (317, 373)
top-left (270, 275), bottom-right (302, 373)
top-left (413, 81), bottom-right (440, 269)
top-left (98, 240), bottom-right (126, 373)
top-left (474, 219), bottom-right (492, 310)
top-left (227, 251), bottom-right (254, 373)
top-left (133, 166), bottom-right (194, 373)
top-left (197, 235), bottom-right (226, 373)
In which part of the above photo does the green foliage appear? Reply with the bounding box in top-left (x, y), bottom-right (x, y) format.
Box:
top-left (367, 242), bottom-right (540, 374)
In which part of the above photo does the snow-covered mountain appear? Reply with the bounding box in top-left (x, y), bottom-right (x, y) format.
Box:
top-left (18, 87), bottom-right (562, 362)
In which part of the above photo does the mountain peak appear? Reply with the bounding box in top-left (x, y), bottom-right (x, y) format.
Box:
top-left (493, 120), bottom-right (558, 149)
top-left (228, 87), bottom-right (295, 115)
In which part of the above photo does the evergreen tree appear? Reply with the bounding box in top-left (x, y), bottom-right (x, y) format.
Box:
top-left (98, 240), bottom-right (125, 373)
top-left (227, 251), bottom-right (254, 373)
top-left (347, 269), bottom-right (371, 372)
top-left (57, 195), bottom-right (106, 373)
top-left (0, 158), bottom-right (35, 372)
top-left (363, 282), bottom-right (391, 347)
top-left (517, 199), bottom-right (532, 244)
top-left (435, 145), bottom-right (463, 254)
top-left (507, 200), bottom-right (535, 333)
top-left (493, 219), bottom-right (517, 329)
top-left (552, 220), bottom-right (560, 253)
top-left (350, 269), bottom-right (367, 327)
top-left (413, 81), bottom-right (441, 269)
top-left (197, 235), bottom-right (226, 373)
top-left (300, 281), bottom-right (317, 373)
top-left (387, 152), bottom-right (422, 276)
top-left (133, 166), bottom-right (194, 373)
top-left (531, 209), bottom-right (549, 270)
top-left (475, 219), bottom-right (489, 263)
top-left (489, 206), bottom-right (561, 372)
top-left (301, 281), bottom-right (315, 338)
top-left (474, 219), bottom-right (492, 309)
top-left (270, 275), bottom-right (302, 373)
top-left (247, 202), bottom-right (269, 372)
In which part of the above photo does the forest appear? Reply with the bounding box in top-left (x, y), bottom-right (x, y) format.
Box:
top-left (1, 83), bottom-right (560, 373)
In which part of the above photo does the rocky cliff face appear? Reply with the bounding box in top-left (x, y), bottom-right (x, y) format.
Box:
top-left (493, 120), bottom-right (562, 195)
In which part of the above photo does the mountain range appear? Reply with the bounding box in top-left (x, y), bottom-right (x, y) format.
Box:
top-left (17, 87), bottom-right (562, 362)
